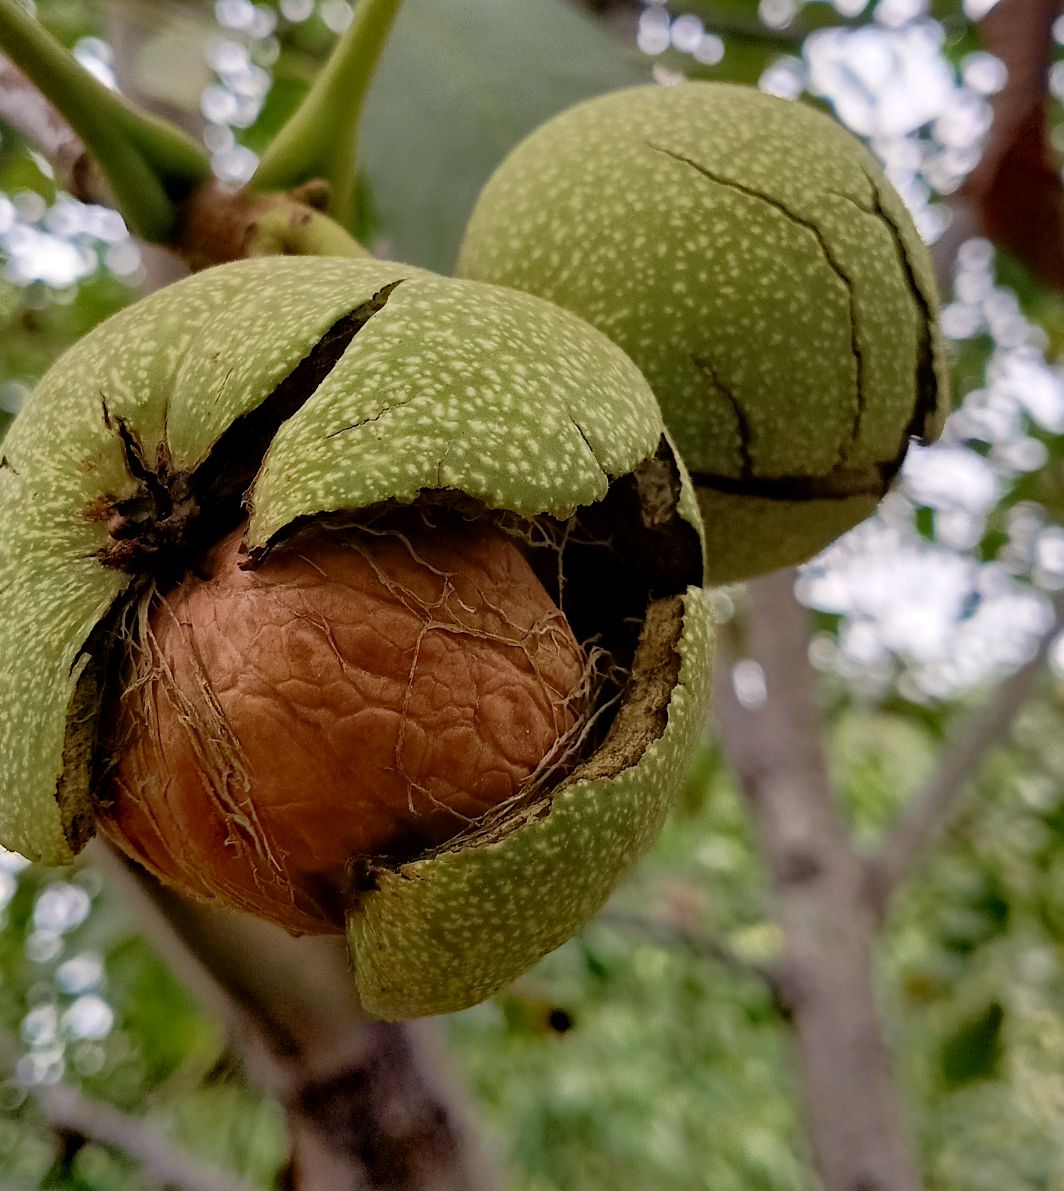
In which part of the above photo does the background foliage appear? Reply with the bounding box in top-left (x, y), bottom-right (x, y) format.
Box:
top-left (2, 1), bottom-right (1064, 1188)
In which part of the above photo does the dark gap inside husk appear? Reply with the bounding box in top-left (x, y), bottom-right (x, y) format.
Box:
top-left (91, 429), bottom-right (700, 922)
top-left (690, 460), bottom-right (890, 502)
top-left (436, 593), bottom-right (686, 863)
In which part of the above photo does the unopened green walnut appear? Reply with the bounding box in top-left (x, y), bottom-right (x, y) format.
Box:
top-left (458, 82), bottom-right (949, 584)
top-left (0, 256), bottom-right (711, 1019)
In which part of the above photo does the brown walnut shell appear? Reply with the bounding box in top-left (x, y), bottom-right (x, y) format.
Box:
top-left (99, 510), bottom-right (588, 933)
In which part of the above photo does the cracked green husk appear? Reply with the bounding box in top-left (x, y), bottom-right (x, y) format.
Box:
top-left (457, 82), bottom-right (949, 584)
top-left (0, 255), bottom-right (711, 1018)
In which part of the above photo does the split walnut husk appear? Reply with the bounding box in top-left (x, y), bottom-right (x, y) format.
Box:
top-left (0, 256), bottom-right (713, 1018)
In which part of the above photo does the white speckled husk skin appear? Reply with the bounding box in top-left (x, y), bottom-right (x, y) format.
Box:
top-left (0, 255), bottom-right (712, 1018)
top-left (458, 82), bottom-right (949, 583)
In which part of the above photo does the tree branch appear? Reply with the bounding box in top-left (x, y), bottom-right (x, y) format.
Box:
top-left (0, 1032), bottom-right (258, 1191)
top-left (91, 843), bottom-right (499, 1191)
top-left (960, 0), bottom-right (1064, 291)
top-left (715, 569), bottom-right (921, 1191)
top-left (868, 587), bottom-right (1064, 911)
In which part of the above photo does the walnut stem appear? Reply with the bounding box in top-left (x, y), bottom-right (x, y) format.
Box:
top-left (0, 0), bottom-right (207, 239)
top-left (0, 59), bottom-right (364, 267)
top-left (175, 180), bottom-right (367, 269)
top-left (252, 0), bottom-right (406, 228)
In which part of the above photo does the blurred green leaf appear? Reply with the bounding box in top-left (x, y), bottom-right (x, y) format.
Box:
top-left (939, 1001), bottom-right (1005, 1088)
top-left (676, 736), bottom-right (719, 818)
top-left (102, 937), bottom-right (224, 1092)
top-left (0, 274), bottom-right (133, 445)
top-left (358, 0), bottom-right (646, 270)
top-left (0, 137), bottom-right (58, 203)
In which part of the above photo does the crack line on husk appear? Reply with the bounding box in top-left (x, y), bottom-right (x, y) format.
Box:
top-left (692, 355), bottom-right (753, 480)
top-left (325, 390), bottom-right (419, 439)
top-left (568, 414), bottom-right (609, 485)
top-left (856, 168), bottom-right (940, 445)
top-left (91, 278), bottom-right (405, 577)
top-left (646, 141), bottom-right (867, 454)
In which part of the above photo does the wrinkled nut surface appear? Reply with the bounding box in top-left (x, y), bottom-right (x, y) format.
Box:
top-left (0, 256), bottom-right (713, 1018)
top-left (458, 82), bottom-right (949, 584)
top-left (100, 513), bottom-right (588, 934)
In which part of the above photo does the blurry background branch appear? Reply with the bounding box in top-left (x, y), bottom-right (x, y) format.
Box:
top-left (0, 54), bottom-right (106, 204)
top-left (0, 1031), bottom-right (259, 1191)
top-left (869, 586), bottom-right (1064, 911)
top-left (959, 0), bottom-right (1064, 292)
top-left (715, 570), bottom-right (921, 1191)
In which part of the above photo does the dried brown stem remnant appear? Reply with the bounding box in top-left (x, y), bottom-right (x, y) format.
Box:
top-left (98, 508), bottom-right (589, 934)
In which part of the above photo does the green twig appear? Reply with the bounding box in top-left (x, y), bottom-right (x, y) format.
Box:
top-left (252, 0), bottom-right (404, 229)
top-left (0, 0), bottom-right (209, 240)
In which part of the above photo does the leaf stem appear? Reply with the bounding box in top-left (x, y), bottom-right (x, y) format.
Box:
top-left (252, 0), bottom-right (405, 228)
top-left (0, 0), bottom-right (209, 239)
